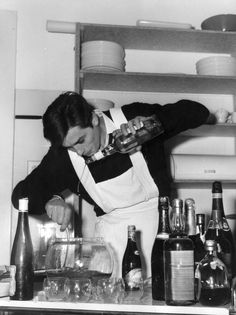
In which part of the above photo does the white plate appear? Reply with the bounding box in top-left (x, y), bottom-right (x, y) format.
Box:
top-left (136, 20), bottom-right (194, 29)
top-left (82, 65), bottom-right (124, 72)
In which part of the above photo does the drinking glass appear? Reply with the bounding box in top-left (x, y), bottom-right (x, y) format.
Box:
top-left (94, 277), bottom-right (126, 303)
top-left (65, 278), bottom-right (92, 302)
top-left (43, 277), bottom-right (68, 301)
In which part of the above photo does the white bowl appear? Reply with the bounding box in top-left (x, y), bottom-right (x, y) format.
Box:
top-left (86, 98), bottom-right (115, 111)
top-left (196, 56), bottom-right (236, 75)
top-left (196, 56), bottom-right (236, 66)
top-left (82, 41), bottom-right (125, 57)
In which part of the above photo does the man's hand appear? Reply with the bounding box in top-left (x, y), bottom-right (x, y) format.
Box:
top-left (112, 116), bottom-right (149, 154)
top-left (45, 196), bottom-right (73, 231)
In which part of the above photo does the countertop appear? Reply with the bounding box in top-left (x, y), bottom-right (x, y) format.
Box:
top-left (0, 297), bottom-right (231, 315)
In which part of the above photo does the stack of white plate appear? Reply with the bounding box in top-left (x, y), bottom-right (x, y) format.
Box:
top-left (81, 40), bottom-right (125, 72)
top-left (196, 56), bottom-right (236, 76)
top-left (86, 98), bottom-right (115, 111)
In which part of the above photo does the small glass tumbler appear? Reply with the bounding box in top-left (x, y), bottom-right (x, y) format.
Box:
top-left (93, 278), bottom-right (126, 304)
top-left (64, 278), bottom-right (92, 303)
top-left (43, 277), bottom-right (68, 301)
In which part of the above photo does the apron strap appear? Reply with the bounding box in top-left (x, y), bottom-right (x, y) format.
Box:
top-left (109, 107), bottom-right (159, 200)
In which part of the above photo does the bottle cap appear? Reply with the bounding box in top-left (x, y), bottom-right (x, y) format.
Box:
top-left (172, 198), bottom-right (183, 208)
top-left (212, 181), bottom-right (222, 193)
top-left (159, 196), bottom-right (169, 207)
top-left (205, 239), bottom-right (216, 251)
top-left (128, 225), bottom-right (136, 231)
top-left (196, 213), bottom-right (205, 224)
top-left (185, 198), bottom-right (195, 210)
top-left (19, 198), bottom-right (29, 212)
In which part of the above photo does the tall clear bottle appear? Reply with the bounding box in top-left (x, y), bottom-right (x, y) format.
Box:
top-left (209, 181), bottom-right (236, 275)
top-left (164, 198), bottom-right (195, 306)
top-left (122, 225), bottom-right (143, 293)
top-left (185, 198), bottom-right (196, 238)
top-left (151, 196), bottom-right (171, 300)
top-left (86, 115), bottom-right (163, 163)
top-left (196, 240), bottom-right (230, 306)
top-left (10, 198), bottom-right (34, 300)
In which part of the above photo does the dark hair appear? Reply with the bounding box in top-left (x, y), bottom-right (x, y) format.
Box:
top-left (43, 92), bottom-right (94, 146)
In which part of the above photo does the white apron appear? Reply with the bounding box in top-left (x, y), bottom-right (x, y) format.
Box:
top-left (68, 108), bottom-right (159, 278)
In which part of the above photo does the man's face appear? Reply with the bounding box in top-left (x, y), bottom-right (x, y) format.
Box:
top-left (62, 114), bottom-right (101, 157)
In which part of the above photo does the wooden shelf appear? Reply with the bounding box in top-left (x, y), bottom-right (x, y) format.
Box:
top-left (182, 123), bottom-right (236, 137)
top-left (80, 71), bottom-right (236, 95)
top-left (80, 23), bottom-right (236, 54)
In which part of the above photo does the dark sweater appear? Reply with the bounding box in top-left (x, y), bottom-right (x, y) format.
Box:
top-left (11, 100), bottom-right (209, 215)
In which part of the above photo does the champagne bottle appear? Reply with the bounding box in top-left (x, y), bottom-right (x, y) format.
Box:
top-left (205, 209), bottom-right (233, 282)
top-left (86, 115), bottom-right (164, 163)
top-left (10, 198), bottom-right (34, 300)
top-left (122, 225), bottom-right (142, 292)
top-left (185, 198), bottom-right (196, 237)
top-left (151, 196), bottom-right (171, 300)
top-left (164, 198), bottom-right (195, 306)
top-left (209, 181), bottom-right (236, 275)
top-left (196, 240), bottom-right (230, 306)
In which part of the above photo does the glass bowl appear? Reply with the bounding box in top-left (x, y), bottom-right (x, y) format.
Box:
top-left (45, 237), bottom-right (113, 284)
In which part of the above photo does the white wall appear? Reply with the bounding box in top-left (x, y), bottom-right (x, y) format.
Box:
top-left (0, 0), bottom-right (236, 243)
top-left (0, 10), bottom-right (16, 264)
top-left (0, 0), bottom-right (235, 91)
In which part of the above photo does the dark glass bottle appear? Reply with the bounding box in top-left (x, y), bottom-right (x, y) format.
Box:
top-left (196, 240), bottom-right (230, 306)
top-left (164, 198), bottom-right (195, 306)
top-left (194, 214), bottom-right (206, 267)
top-left (122, 225), bottom-right (142, 292)
top-left (151, 196), bottom-right (171, 301)
top-left (210, 181), bottom-right (236, 276)
top-left (10, 198), bottom-right (34, 300)
top-left (86, 115), bottom-right (164, 163)
top-left (205, 209), bottom-right (233, 282)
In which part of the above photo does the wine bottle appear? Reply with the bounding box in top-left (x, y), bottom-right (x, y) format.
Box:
top-left (151, 196), bottom-right (171, 301)
top-left (10, 198), bottom-right (34, 300)
top-left (86, 115), bottom-right (164, 163)
top-left (196, 240), bottom-right (230, 306)
top-left (205, 209), bottom-right (233, 282)
top-left (194, 214), bottom-right (206, 267)
top-left (164, 198), bottom-right (195, 306)
top-left (122, 225), bottom-right (143, 292)
top-left (210, 181), bottom-right (236, 276)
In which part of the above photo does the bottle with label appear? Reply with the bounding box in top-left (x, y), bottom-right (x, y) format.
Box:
top-left (151, 196), bottom-right (171, 301)
top-left (122, 225), bottom-right (143, 294)
top-left (164, 198), bottom-right (195, 306)
top-left (196, 239), bottom-right (230, 306)
top-left (86, 115), bottom-right (164, 163)
top-left (209, 181), bottom-right (236, 276)
top-left (205, 209), bottom-right (233, 282)
top-left (10, 198), bottom-right (34, 300)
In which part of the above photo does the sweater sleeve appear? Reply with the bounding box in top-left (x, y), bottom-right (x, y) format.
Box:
top-left (121, 99), bottom-right (210, 139)
top-left (11, 146), bottom-right (94, 214)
